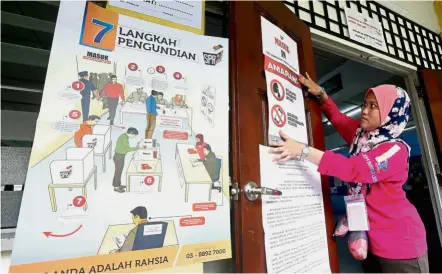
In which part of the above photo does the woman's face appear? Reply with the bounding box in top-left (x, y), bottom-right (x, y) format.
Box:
top-left (360, 91), bottom-right (381, 131)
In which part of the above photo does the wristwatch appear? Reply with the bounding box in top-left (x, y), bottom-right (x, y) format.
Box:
top-left (316, 87), bottom-right (326, 99)
top-left (299, 144), bottom-right (310, 162)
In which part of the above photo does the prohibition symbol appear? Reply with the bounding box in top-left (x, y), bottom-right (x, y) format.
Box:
top-left (270, 79), bottom-right (285, 101)
top-left (271, 104), bottom-right (286, 127)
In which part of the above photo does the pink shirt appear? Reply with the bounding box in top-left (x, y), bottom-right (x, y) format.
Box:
top-left (318, 97), bottom-right (427, 259)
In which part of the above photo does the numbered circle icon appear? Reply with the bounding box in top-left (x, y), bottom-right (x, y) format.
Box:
top-left (128, 63), bottom-right (138, 71)
top-left (73, 196), bottom-right (86, 207)
top-left (144, 176), bottom-right (155, 185)
top-left (173, 72), bottom-right (183, 80)
top-left (69, 110), bottom-right (81, 120)
top-left (72, 81), bottom-right (84, 91)
top-left (156, 66), bottom-right (165, 74)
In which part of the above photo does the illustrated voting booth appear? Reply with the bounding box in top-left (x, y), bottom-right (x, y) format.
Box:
top-left (127, 139), bottom-right (163, 193)
top-left (82, 125), bottom-right (112, 172)
top-left (48, 148), bottom-right (97, 212)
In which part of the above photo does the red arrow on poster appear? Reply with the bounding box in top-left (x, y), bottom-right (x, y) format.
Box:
top-left (43, 225), bottom-right (83, 238)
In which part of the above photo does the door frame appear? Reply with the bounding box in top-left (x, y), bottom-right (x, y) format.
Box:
top-left (309, 28), bottom-right (442, 247)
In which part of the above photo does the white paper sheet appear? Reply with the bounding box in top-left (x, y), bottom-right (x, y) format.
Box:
top-left (260, 145), bottom-right (331, 273)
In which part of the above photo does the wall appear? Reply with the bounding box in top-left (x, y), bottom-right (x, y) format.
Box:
top-left (379, 1), bottom-right (441, 33)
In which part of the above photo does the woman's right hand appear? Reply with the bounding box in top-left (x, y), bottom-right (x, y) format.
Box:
top-left (299, 72), bottom-right (323, 96)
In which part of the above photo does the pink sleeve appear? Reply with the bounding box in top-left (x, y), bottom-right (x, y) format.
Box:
top-left (318, 142), bottom-right (409, 184)
top-left (321, 97), bottom-right (360, 145)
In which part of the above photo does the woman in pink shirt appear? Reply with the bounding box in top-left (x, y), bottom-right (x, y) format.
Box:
top-left (195, 134), bottom-right (207, 160)
top-left (269, 74), bottom-right (428, 273)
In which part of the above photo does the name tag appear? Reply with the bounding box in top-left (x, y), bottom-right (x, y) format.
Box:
top-left (345, 195), bottom-right (370, 231)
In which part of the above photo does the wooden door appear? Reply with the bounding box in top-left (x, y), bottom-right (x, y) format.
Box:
top-left (229, 1), bottom-right (338, 273)
top-left (420, 69), bottom-right (442, 185)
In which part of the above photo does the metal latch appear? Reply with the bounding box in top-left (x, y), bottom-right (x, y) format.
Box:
top-left (230, 182), bottom-right (239, 201)
top-left (244, 181), bottom-right (282, 201)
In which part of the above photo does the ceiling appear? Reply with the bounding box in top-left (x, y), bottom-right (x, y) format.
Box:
top-left (313, 47), bottom-right (348, 80)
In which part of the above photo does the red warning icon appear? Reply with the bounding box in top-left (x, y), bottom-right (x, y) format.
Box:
top-left (271, 105), bottom-right (286, 127)
top-left (270, 79), bottom-right (285, 101)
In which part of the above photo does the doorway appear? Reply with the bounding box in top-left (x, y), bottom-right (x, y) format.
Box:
top-left (313, 46), bottom-right (442, 273)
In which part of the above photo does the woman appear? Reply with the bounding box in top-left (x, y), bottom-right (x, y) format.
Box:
top-left (195, 134), bottom-right (207, 160)
top-left (269, 73), bottom-right (428, 273)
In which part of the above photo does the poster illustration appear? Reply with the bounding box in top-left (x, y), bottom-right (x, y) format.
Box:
top-left (261, 17), bottom-right (308, 144)
top-left (10, 1), bottom-right (230, 273)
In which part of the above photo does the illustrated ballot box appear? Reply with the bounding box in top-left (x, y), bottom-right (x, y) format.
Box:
top-left (203, 45), bottom-right (224, 66)
top-left (82, 125), bottom-right (112, 172)
top-left (126, 140), bottom-right (163, 193)
top-left (133, 140), bottom-right (160, 172)
top-left (50, 148), bottom-right (94, 185)
top-left (48, 148), bottom-right (97, 212)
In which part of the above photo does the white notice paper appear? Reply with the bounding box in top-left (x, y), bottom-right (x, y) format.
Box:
top-left (108, 0), bottom-right (204, 34)
top-left (344, 7), bottom-right (388, 52)
top-left (260, 145), bottom-right (331, 273)
top-left (143, 224), bottom-right (163, 236)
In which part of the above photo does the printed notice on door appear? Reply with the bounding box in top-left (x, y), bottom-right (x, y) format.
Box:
top-left (261, 16), bottom-right (308, 144)
top-left (259, 145), bottom-right (331, 273)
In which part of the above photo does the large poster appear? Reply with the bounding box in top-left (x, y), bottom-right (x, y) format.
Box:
top-left (261, 17), bottom-right (308, 144)
top-left (10, 2), bottom-right (230, 273)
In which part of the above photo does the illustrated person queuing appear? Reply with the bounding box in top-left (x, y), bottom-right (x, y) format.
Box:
top-left (78, 71), bottom-right (99, 122)
top-left (74, 115), bottom-right (101, 147)
top-left (101, 75), bottom-right (125, 126)
top-left (145, 90), bottom-right (160, 139)
top-left (113, 127), bottom-right (140, 193)
top-left (110, 206), bottom-right (150, 253)
top-left (268, 73), bottom-right (428, 273)
top-left (126, 87), bottom-right (147, 104)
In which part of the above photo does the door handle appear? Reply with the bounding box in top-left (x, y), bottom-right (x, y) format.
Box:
top-left (244, 181), bottom-right (282, 201)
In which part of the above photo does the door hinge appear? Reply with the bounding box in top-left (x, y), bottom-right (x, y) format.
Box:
top-left (435, 163), bottom-right (441, 175)
top-left (230, 182), bottom-right (239, 201)
top-left (435, 163), bottom-right (442, 185)
top-left (415, 84), bottom-right (425, 99)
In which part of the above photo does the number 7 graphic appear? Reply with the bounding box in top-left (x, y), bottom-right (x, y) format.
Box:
top-left (91, 18), bottom-right (114, 44)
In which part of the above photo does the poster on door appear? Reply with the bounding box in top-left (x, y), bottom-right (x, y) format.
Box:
top-left (261, 17), bottom-right (308, 144)
top-left (9, 1), bottom-right (230, 273)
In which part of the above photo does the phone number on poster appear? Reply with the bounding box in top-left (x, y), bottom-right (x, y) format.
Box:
top-left (185, 248), bottom-right (227, 259)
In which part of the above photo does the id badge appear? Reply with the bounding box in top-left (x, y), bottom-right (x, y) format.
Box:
top-left (344, 194), bottom-right (370, 231)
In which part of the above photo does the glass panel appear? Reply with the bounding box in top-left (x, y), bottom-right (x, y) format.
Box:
top-left (385, 32), bottom-right (393, 44)
top-left (395, 35), bottom-right (402, 48)
top-left (327, 5), bottom-right (338, 21)
top-left (313, 0), bottom-right (324, 15)
top-left (299, 10), bottom-right (312, 23)
top-left (330, 22), bottom-right (340, 33)
top-left (316, 16), bottom-right (326, 28)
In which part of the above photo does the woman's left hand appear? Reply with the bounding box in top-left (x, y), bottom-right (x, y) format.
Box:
top-left (269, 130), bottom-right (304, 162)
